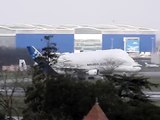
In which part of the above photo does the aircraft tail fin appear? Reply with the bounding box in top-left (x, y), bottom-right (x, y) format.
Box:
top-left (19, 59), bottom-right (27, 71)
top-left (27, 46), bottom-right (42, 60)
top-left (145, 62), bottom-right (148, 66)
top-left (27, 46), bottom-right (59, 75)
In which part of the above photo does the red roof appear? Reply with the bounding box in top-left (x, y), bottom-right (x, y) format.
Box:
top-left (83, 103), bottom-right (109, 120)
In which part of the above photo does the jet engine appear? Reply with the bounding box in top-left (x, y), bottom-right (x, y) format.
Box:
top-left (86, 69), bottom-right (99, 76)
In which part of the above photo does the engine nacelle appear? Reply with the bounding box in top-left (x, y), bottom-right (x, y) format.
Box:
top-left (86, 69), bottom-right (98, 76)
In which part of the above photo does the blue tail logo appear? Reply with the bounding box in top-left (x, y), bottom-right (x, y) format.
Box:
top-left (27, 46), bottom-right (42, 59)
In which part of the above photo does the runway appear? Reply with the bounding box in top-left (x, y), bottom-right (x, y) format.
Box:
top-left (140, 71), bottom-right (160, 101)
top-left (140, 72), bottom-right (160, 78)
top-left (143, 91), bottom-right (160, 101)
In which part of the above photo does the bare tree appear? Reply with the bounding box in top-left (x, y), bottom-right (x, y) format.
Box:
top-left (100, 58), bottom-right (125, 75)
top-left (0, 70), bottom-right (31, 120)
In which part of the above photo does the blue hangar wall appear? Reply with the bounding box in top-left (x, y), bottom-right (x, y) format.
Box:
top-left (16, 34), bottom-right (156, 53)
top-left (16, 34), bottom-right (74, 53)
top-left (102, 34), bottom-right (156, 52)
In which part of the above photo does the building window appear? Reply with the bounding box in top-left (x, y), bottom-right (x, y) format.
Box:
top-left (123, 37), bottom-right (140, 53)
top-left (74, 34), bottom-right (102, 52)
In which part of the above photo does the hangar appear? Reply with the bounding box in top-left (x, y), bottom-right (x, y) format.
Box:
top-left (0, 24), bottom-right (157, 54)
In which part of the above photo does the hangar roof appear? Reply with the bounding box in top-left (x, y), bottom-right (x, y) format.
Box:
top-left (0, 24), bottom-right (157, 35)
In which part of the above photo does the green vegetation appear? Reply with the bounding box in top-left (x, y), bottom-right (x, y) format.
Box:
top-left (23, 72), bottom-right (160, 120)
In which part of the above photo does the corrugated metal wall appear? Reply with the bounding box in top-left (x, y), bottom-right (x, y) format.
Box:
top-left (16, 34), bottom-right (74, 53)
top-left (102, 34), bottom-right (156, 52)
top-left (0, 36), bottom-right (16, 48)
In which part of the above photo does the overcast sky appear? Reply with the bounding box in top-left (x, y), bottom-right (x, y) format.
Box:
top-left (0, 0), bottom-right (160, 29)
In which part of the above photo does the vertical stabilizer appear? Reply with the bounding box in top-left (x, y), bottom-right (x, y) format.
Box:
top-left (19, 59), bottom-right (27, 71)
top-left (27, 46), bottom-right (42, 59)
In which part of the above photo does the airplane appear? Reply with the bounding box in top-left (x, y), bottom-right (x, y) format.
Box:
top-left (145, 62), bottom-right (159, 68)
top-left (27, 46), bottom-right (141, 77)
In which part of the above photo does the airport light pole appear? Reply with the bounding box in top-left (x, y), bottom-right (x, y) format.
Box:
top-left (111, 38), bottom-right (114, 49)
top-left (151, 37), bottom-right (155, 53)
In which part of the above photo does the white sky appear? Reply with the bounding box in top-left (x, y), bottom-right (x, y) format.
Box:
top-left (0, 0), bottom-right (160, 29)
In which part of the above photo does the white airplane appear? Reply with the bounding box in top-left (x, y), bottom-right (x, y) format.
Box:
top-left (145, 62), bottom-right (159, 68)
top-left (27, 46), bottom-right (141, 76)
